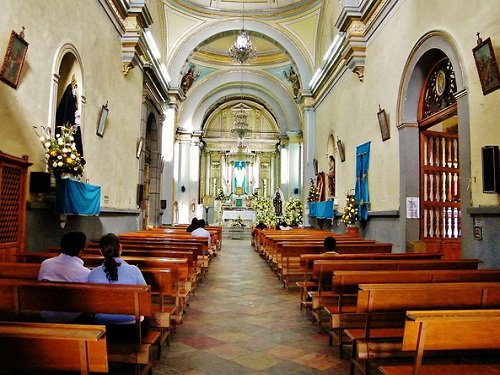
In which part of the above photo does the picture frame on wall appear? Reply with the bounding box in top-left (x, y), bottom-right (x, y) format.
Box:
top-left (136, 137), bottom-right (143, 159)
top-left (337, 138), bottom-right (345, 162)
top-left (472, 35), bottom-right (500, 95)
top-left (0, 28), bottom-right (29, 89)
top-left (377, 105), bottom-right (390, 141)
top-left (96, 102), bottom-right (109, 137)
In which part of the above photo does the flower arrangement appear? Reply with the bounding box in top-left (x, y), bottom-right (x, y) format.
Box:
top-left (38, 124), bottom-right (84, 178)
top-left (231, 216), bottom-right (246, 228)
top-left (341, 191), bottom-right (358, 226)
top-left (283, 196), bottom-right (303, 226)
top-left (215, 188), bottom-right (226, 201)
top-left (251, 196), bottom-right (278, 227)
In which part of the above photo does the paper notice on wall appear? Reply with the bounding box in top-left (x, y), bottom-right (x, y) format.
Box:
top-left (406, 197), bottom-right (419, 219)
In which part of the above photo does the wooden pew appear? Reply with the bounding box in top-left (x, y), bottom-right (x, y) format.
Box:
top-left (13, 253), bottom-right (191, 325)
top-left (297, 252), bottom-right (444, 310)
top-left (0, 261), bottom-right (174, 357)
top-left (0, 278), bottom-right (156, 375)
top-left (326, 269), bottom-right (500, 356)
top-left (347, 282), bottom-right (500, 375)
top-left (379, 310), bottom-right (500, 375)
top-left (0, 321), bottom-right (108, 374)
top-left (307, 259), bottom-right (482, 326)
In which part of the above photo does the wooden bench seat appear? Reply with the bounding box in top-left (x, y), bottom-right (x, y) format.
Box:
top-left (325, 269), bottom-right (500, 357)
top-left (0, 278), bottom-right (156, 375)
top-left (0, 320), bottom-right (108, 374)
top-left (307, 259), bottom-right (482, 326)
top-left (379, 310), bottom-right (500, 375)
top-left (347, 282), bottom-right (500, 375)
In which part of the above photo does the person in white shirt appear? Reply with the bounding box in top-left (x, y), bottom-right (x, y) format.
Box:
top-left (191, 219), bottom-right (211, 251)
top-left (38, 231), bottom-right (90, 322)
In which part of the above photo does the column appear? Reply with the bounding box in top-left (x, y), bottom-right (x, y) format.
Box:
top-left (287, 131), bottom-right (303, 198)
top-left (301, 96), bottom-right (316, 226)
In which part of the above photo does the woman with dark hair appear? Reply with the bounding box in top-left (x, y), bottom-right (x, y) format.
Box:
top-left (186, 217), bottom-right (198, 232)
top-left (88, 233), bottom-right (146, 326)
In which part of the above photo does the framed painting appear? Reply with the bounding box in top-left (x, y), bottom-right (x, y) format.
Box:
top-left (96, 102), bottom-right (109, 137)
top-left (472, 36), bottom-right (500, 95)
top-left (377, 106), bottom-right (390, 141)
top-left (0, 29), bottom-right (29, 89)
top-left (337, 139), bottom-right (345, 162)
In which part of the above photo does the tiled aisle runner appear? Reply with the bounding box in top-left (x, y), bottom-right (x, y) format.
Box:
top-left (156, 238), bottom-right (350, 374)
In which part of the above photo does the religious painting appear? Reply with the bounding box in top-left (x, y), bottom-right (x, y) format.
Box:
top-left (472, 36), bottom-right (500, 95)
top-left (0, 29), bottom-right (29, 89)
top-left (96, 102), bottom-right (109, 137)
top-left (377, 106), bottom-right (390, 141)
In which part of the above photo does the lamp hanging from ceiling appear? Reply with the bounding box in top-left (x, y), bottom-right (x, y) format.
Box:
top-left (229, 2), bottom-right (256, 64)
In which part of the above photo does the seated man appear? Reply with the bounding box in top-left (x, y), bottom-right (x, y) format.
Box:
top-left (38, 231), bottom-right (90, 322)
top-left (191, 219), bottom-right (211, 254)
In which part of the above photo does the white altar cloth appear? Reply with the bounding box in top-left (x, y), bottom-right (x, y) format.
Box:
top-left (222, 210), bottom-right (256, 222)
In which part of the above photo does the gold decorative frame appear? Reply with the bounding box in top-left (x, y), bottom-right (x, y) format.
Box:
top-left (0, 29), bottom-right (29, 89)
top-left (472, 35), bottom-right (500, 95)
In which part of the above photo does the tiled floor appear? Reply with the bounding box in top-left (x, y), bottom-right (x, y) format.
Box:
top-left (154, 238), bottom-right (351, 374)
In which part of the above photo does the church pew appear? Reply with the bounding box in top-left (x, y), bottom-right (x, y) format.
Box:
top-left (347, 282), bottom-right (500, 375)
top-left (297, 252), bottom-right (444, 308)
top-left (0, 321), bottom-right (108, 374)
top-left (0, 278), bottom-right (156, 375)
top-left (14, 253), bottom-right (191, 325)
top-left (0, 261), bottom-right (174, 356)
top-left (325, 269), bottom-right (500, 357)
top-left (379, 310), bottom-right (500, 375)
top-left (307, 259), bottom-right (482, 326)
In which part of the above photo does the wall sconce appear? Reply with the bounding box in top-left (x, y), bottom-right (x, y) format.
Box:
top-left (337, 138), bottom-right (345, 162)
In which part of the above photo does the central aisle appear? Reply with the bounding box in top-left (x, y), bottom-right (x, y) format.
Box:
top-left (156, 238), bottom-right (350, 374)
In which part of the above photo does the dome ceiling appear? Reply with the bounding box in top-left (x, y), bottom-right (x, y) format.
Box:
top-left (170, 0), bottom-right (319, 15)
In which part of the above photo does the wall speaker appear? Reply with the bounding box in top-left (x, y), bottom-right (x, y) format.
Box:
top-left (29, 172), bottom-right (51, 193)
top-left (293, 188), bottom-right (299, 194)
top-left (160, 199), bottom-right (167, 210)
top-left (482, 146), bottom-right (500, 193)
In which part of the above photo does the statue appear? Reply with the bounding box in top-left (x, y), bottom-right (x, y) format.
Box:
top-left (328, 155), bottom-right (335, 197)
top-left (273, 188), bottom-right (284, 216)
top-left (181, 65), bottom-right (199, 94)
top-left (284, 66), bottom-right (300, 98)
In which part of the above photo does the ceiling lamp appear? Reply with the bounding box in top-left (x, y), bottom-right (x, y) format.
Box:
top-left (229, 30), bottom-right (256, 64)
top-left (229, 2), bottom-right (256, 64)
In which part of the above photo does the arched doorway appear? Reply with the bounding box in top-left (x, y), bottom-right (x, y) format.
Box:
top-left (398, 32), bottom-right (470, 259)
top-left (142, 114), bottom-right (161, 228)
top-left (418, 57), bottom-right (460, 258)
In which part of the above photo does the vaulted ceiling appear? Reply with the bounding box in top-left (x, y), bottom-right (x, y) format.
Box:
top-left (163, 0), bottom-right (324, 145)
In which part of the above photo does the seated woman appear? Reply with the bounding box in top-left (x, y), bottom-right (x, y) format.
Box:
top-left (88, 233), bottom-right (147, 340)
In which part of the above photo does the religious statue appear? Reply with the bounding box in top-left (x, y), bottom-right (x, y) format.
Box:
top-left (328, 155), bottom-right (335, 197)
top-left (273, 188), bottom-right (284, 216)
top-left (181, 65), bottom-right (199, 94)
top-left (284, 66), bottom-right (300, 98)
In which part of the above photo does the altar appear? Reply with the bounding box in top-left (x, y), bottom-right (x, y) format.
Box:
top-left (222, 209), bottom-right (256, 222)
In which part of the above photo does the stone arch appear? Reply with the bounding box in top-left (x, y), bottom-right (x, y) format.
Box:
top-left (49, 42), bottom-right (85, 131)
top-left (179, 69), bottom-right (301, 134)
top-left (168, 19), bottom-right (313, 87)
top-left (397, 30), bottom-right (471, 254)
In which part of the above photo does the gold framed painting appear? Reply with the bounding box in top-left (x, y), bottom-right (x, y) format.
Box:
top-left (0, 29), bottom-right (29, 89)
top-left (472, 36), bottom-right (500, 95)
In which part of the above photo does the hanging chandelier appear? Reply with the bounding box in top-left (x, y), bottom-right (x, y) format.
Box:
top-left (229, 2), bottom-right (256, 64)
top-left (231, 106), bottom-right (252, 139)
top-left (229, 29), bottom-right (256, 64)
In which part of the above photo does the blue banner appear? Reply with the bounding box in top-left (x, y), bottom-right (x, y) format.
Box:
top-left (56, 178), bottom-right (101, 215)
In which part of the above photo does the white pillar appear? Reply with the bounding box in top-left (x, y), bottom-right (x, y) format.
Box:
top-left (302, 97), bottom-right (316, 226)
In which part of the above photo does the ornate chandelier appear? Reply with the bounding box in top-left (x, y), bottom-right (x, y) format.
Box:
top-left (229, 29), bottom-right (256, 64)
